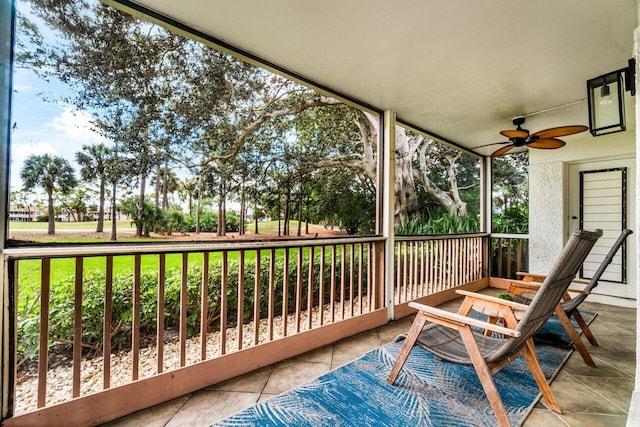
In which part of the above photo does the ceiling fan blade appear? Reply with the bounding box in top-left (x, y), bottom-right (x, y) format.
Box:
top-left (500, 129), bottom-right (529, 139)
top-left (491, 144), bottom-right (515, 157)
top-left (474, 141), bottom-right (511, 149)
top-left (530, 125), bottom-right (588, 139)
top-left (526, 138), bottom-right (566, 149)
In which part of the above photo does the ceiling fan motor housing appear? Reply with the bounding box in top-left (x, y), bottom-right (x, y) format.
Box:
top-left (512, 116), bottom-right (526, 127)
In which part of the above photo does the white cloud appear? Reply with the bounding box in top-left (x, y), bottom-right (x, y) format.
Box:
top-left (46, 107), bottom-right (108, 148)
top-left (9, 141), bottom-right (57, 191)
top-left (9, 107), bottom-right (109, 191)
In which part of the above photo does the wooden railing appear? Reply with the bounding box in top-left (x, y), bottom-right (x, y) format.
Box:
top-left (3, 237), bottom-right (387, 424)
top-left (393, 234), bottom-right (487, 305)
top-left (3, 233), bottom-right (494, 425)
top-left (490, 233), bottom-right (529, 279)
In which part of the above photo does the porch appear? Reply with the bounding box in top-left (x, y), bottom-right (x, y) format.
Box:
top-left (105, 298), bottom-right (636, 427)
top-left (1, 0), bottom-right (639, 426)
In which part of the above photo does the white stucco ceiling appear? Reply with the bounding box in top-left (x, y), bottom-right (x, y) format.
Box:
top-left (125, 0), bottom-right (638, 155)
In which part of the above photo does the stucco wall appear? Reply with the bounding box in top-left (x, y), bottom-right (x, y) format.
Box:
top-left (528, 161), bottom-right (565, 273)
top-left (528, 130), bottom-right (636, 275)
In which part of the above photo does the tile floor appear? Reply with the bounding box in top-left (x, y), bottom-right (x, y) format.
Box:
top-left (104, 295), bottom-right (636, 427)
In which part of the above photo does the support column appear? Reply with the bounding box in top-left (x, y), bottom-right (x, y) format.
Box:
top-left (480, 156), bottom-right (492, 277)
top-left (0, 0), bottom-right (15, 420)
top-left (629, 23), bottom-right (640, 427)
top-left (382, 110), bottom-right (396, 321)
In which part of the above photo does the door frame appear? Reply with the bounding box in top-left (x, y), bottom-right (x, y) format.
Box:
top-left (567, 157), bottom-right (636, 301)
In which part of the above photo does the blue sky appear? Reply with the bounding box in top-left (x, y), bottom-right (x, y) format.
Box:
top-left (10, 0), bottom-right (109, 198)
top-left (11, 69), bottom-right (109, 191)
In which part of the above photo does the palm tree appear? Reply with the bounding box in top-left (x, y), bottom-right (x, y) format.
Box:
top-left (151, 166), bottom-right (180, 210)
top-left (179, 178), bottom-right (198, 215)
top-left (75, 144), bottom-right (113, 232)
top-left (21, 154), bottom-right (77, 234)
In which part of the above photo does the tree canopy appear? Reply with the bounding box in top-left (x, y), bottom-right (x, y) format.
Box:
top-left (11, 0), bottom-right (491, 240)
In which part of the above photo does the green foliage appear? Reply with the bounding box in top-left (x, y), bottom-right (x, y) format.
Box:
top-left (396, 208), bottom-right (479, 235)
top-left (492, 203), bottom-right (529, 234)
top-left (165, 210), bottom-right (190, 235)
top-left (186, 211), bottom-right (242, 233)
top-left (496, 292), bottom-right (514, 301)
top-left (492, 152), bottom-right (528, 234)
top-left (120, 196), bottom-right (166, 236)
top-left (17, 248), bottom-right (364, 363)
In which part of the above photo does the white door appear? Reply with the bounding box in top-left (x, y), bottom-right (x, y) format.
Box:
top-left (568, 158), bottom-right (636, 299)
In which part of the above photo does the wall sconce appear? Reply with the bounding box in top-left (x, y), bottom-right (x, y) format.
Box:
top-left (586, 58), bottom-right (636, 136)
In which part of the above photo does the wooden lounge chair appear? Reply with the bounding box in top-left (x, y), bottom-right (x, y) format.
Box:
top-left (387, 229), bottom-right (602, 427)
top-left (492, 229), bottom-right (633, 367)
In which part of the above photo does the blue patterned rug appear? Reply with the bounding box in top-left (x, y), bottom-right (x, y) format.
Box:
top-left (213, 312), bottom-right (595, 427)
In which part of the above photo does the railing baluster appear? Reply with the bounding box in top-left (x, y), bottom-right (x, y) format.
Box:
top-left (72, 257), bottom-right (83, 398)
top-left (307, 246), bottom-right (314, 330)
top-left (37, 258), bottom-right (50, 408)
top-left (330, 245), bottom-right (336, 323)
top-left (340, 244), bottom-right (346, 320)
top-left (497, 238), bottom-right (504, 277)
top-left (237, 251), bottom-right (245, 349)
top-left (420, 241), bottom-right (426, 297)
top-left (367, 243), bottom-right (372, 312)
top-left (394, 242), bottom-right (400, 304)
top-left (409, 242), bottom-right (416, 301)
top-left (200, 252), bottom-right (209, 361)
top-left (179, 253), bottom-right (187, 367)
top-left (319, 246), bottom-right (325, 325)
top-left (296, 248), bottom-right (303, 333)
top-left (358, 243), bottom-right (363, 314)
top-left (103, 256), bottom-right (113, 388)
top-left (349, 244), bottom-right (354, 317)
top-left (253, 250), bottom-right (261, 345)
top-left (402, 241), bottom-right (408, 303)
top-left (157, 254), bottom-right (165, 373)
top-left (507, 239), bottom-right (513, 278)
top-left (282, 248), bottom-right (289, 337)
top-left (220, 251), bottom-right (228, 354)
top-left (132, 255), bottom-right (141, 379)
top-left (269, 249), bottom-right (275, 340)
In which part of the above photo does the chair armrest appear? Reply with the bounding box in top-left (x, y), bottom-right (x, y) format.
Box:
top-left (516, 271), bottom-right (546, 281)
top-left (508, 280), bottom-right (589, 297)
top-left (566, 288), bottom-right (590, 295)
top-left (456, 289), bottom-right (530, 311)
top-left (570, 278), bottom-right (590, 285)
top-left (408, 301), bottom-right (521, 338)
top-left (507, 279), bottom-right (543, 291)
top-left (517, 271), bottom-right (589, 286)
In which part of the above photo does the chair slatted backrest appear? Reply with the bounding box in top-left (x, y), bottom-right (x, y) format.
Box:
top-left (563, 229), bottom-right (633, 313)
top-left (489, 229), bottom-right (602, 362)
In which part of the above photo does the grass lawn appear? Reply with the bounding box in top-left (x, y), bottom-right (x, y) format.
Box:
top-left (9, 220), bottom-right (136, 232)
top-left (11, 219), bottom-right (341, 305)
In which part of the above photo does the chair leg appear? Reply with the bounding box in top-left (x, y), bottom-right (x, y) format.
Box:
top-left (387, 312), bottom-right (427, 385)
top-left (459, 326), bottom-right (511, 427)
top-left (484, 316), bottom-right (499, 337)
top-left (521, 338), bottom-right (561, 414)
top-left (571, 309), bottom-right (599, 346)
top-left (554, 305), bottom-right (596, 367)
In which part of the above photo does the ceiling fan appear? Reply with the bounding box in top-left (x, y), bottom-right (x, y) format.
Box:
top-left (480, 116), bottom-right (588, 157)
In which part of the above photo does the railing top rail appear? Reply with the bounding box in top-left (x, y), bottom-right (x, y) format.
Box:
top-left (490, 233), bottom-right (529, 239)
top-left (394, 233), bottom-right (489, 242)
top-left (2, 236), bottom-right (387, 260)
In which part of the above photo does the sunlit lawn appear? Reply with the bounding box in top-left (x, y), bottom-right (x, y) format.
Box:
top-left (11, 220), bottom-right (320, 301)
top-left (9, 219), bottom-right (136, 231)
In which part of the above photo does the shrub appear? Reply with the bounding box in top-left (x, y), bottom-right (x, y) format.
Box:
top-left (16, 248), bottom-right (366, 364)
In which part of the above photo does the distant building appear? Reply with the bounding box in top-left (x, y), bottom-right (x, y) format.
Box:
top-left (8, 205), bottom-right (45, 222)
